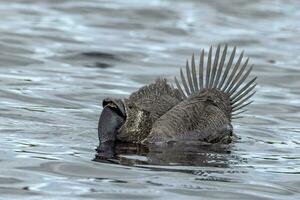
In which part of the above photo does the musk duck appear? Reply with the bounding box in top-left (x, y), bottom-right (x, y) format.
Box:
top-left (98, 45), bottom-right (257, 147)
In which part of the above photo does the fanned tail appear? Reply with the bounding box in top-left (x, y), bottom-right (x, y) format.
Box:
top-left (174, 45), bottom-right (257, 119)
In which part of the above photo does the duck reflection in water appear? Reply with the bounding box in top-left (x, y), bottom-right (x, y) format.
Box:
top-left (95, 140), bottom-right (233, 167)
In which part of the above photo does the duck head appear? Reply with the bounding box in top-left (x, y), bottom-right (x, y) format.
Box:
top-left (117, 99), bottom-right (153, 143)
top-left (98, 98), bottom-right (152, 145)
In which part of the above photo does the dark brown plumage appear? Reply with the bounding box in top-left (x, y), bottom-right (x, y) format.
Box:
top-left (117, 78), bottom-right (182, 143)
top-left (98, 45), bottom-right (257, 145)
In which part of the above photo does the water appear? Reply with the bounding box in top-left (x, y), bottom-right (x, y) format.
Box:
top-left (0, 0), bottom-right (299, 199)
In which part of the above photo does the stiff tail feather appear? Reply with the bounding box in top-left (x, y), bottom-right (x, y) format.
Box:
top-left (174, 45), bottom-right (257, 119)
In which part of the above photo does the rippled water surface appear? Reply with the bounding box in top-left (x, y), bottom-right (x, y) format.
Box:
top-left (0, 0), bottom-right (299, 199)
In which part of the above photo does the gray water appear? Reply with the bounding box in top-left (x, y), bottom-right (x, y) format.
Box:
top-left (0, 0), bottom-right (299, 199)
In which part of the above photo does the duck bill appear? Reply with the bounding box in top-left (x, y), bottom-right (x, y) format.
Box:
top-left (98, 105), bottom-right (125, 144)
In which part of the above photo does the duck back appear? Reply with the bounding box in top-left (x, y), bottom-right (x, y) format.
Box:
top-left (145, 45), bottom-right (257, 144)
